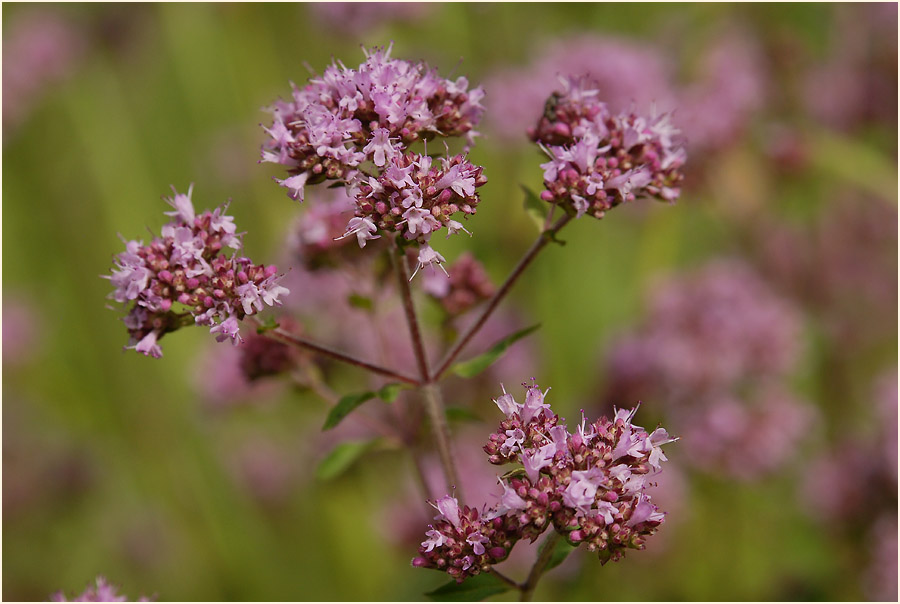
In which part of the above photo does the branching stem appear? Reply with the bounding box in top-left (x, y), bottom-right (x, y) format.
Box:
top-left (432, 213), bottom-right (573, 380)
top-left (257, 322), bottom-right (420, 386)
top-left (390, 243), bottom-right (461, 495)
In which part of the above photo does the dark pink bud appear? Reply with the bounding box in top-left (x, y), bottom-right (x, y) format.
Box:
top-left (375, 201), bottom-right (387, 214)
top-left (438, 189), bottom-right (453, 204)
top-left (213, 289), bottom-right (226, 299)
top-left (159, 299), bottom-right (172, 312)
top-left (203, 296), bottom-right (215, 308)
top-left (186, 278), bottom-right (200, 289)
top-left (237, 271), bottom-right (249, 284)
top-left (411, 557), bottom-right (429, 568)
top-left (488, 547), bottom-right (507, 560)
top-left (553, 122), bottom-right (571, 138)
top-left (158, 270), bottom-right (173, 283)
top-left (569, 530), bottom-right (584, 543)
top-left (603, 491), bottom-right (618, 502)
top-left (540, 190), bottom-right (555, 202)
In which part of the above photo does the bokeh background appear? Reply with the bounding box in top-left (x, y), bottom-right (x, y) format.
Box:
top-left (3, 2), bottom-right (897, 601)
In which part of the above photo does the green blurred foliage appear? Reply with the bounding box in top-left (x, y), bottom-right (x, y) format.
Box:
top-left (3, 3), bottom-right (896, 601)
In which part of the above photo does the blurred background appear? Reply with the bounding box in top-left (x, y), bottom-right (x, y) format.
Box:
top-left (3, 3), bottom-right (897, 601)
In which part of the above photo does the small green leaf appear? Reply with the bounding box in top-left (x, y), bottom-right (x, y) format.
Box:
top-left (450, 324), bottom-right (541, 378)
top-left (541, 535), bottom-right (578, 572)
top-left (521, 184), bottom-right (547, 232)
top-left (323, 391), bottom-right (376, 430)
top-left (445, 406), bottom-right (482, 423)
top-left (377, 382), bottom-right (403, 403)
top-left (255, 316), bottom-right (280, 334)
top-left (347, 293), bottom-right (374, 311)
top-left (316, 439), bottom-right (377, 481)
top-left (500, 468), bottom-right (527, 481)
top-left (541, 229), bottom-right (567, 246)
top-left (425, 572), bottom-right (512, 601)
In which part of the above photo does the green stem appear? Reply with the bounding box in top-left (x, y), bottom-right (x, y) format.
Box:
top-left (520, 531), bottom-right (561, 602)
top-left (422, 382), bottom-right (461, 497)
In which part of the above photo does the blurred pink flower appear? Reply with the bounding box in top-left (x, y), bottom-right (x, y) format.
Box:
top-left (2, 294), bottom-right (42, 366)
top-left (307, 2), bottom-right (432, 36)
top-left (677, 31), bottom-right (768, 152)
top-left (483, 35), bottom-right (675, 141)
top-left (3, 8), bottom-right (87, 134)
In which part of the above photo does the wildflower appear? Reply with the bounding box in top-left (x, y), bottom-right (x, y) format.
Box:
top-left (423, 252), bottom-right (495, 315)
top-left (349, 152), bottom-right (486, 248)
top-left (105, 187), bottom-right (288, 357)
top-left (533, 77), bottom-right (686, 220)
top-left (605, 260), bottom-right (813, 480)
top-left (261, 44), bottom-right (485, 199)
top-left (415, 381), bottom-right (675, 581)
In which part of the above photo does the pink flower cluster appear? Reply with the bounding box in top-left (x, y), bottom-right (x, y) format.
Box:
top-left (606, 260), bottom-right (813, 479)
top-left (347, 152), bottom-right (486, 272)
top-left (106, 186), bottom-right (289, 357)
top-left (51, 576), bottom-right (151, 602)
top-left (287, 188), bottom-right (366, 270)
top-left (423, 252), bottom-right (495, 316)
top-left (262, 44), bottom-right (485, 202)
top-left (264, 45), bottom-right (488, 275)
top-left (3, 8), bottom-right (87, 133)
top-left (412, 382), bottom-right (675, 582)
top-left (533, 77), bottom-right (685, 219)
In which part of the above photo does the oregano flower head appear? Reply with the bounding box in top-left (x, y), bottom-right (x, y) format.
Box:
top-left (533, 76), bottom-right (686, 219)
top-left (105, 186), bottom-right (288, 357)
top-left (262, 43), bottom-right (485, 203)
top-left (413, 381), bottom-right (676, 582)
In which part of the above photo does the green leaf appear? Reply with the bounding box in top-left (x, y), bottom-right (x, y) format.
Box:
top-left (376, 382), bottom-right (403, 403)
top-left (541, 229), bottom-right (567, 246)
top-left (541, 535), bottom-right (578, 572)
top-left (316, 439), bottom-right (377, 481)
top-left (322, 391), bottom-right (376, 430)
top-left (500, 467), bottom-right (527, 481)
top-left (347, 293), bottom-right (374, 311)
top-left (521, 184), bottom-right (546, 232)
top-left (425, 572), bottom-right (512, 601)
top-left (254, 316), bottom-right (280, 334)
top-left (450, 324), bottom-right (541, 378)
top-left (445, 406), bottom-right (482, 423)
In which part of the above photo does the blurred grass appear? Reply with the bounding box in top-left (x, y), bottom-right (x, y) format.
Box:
top-left (3, 3), bottom-right (895, 601)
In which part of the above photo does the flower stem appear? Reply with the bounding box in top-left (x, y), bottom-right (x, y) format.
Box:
top-left (390, 244), bottom-right (431, 381)
top-left (258, 322), bottom-right (420, 386)
top-left (520, 531), bottom-right (561, 602)
top-left (432, 213), bottom-right (573, 380)
top-left (388, 243), bottom-right (461, 495)
top-left (421, 382), bottom-right (461, 497)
